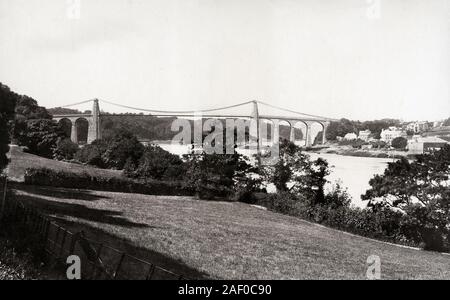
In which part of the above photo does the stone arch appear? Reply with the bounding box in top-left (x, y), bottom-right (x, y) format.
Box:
top-left (276, 120), bottom-right (292, 143)
top-left (74, 117), bottom-right (89, 144)
top-left (290, 120), bottom-right (308, 146)
top-left (308, 121), bottom-right (326, 146)
top-left (58, 118), bottom-right (73, 139)
top-left (258, 118), bottom-right (276, 146)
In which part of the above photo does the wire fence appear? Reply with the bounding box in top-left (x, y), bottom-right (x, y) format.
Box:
top-left (0, 177), bottom-right (187, 280)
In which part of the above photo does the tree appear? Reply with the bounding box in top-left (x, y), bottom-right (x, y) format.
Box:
top-left (362, 146), bottom-right (450, 250)
top-left (16, 119), bottom-right (65, 158)
top-left (183, 146), bottom-right (257, 199)
top-left (443, 118), bottom-right (450, 127)
top-left (74, 142), bottom-right (105, 168)
top-left (262, 139), bottom-right (330, 205)
top-left (0, 83), bottom-right (17, 171)
top-left (9, 91), bottom-right (67, 158)
top-left (262, 139), bottom-right (307, 192)
top-left (326, 119), bottom-right (360, 141)
top-left (101, 130), bottom-right (144, 170)
top-left (360, 119), bottom-right (400, 140)
top-left (391, 136), bottom-right (407, 150)
top-left (54, 138), bottom-right (79, 160)
top-left (125, 144), bottom-right (184, 180)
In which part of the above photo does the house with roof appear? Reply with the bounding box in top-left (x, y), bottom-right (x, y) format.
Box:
top-left (358, 129), bottom-right (371, 142)
top-left (380, 127), bottom-right (406, 145)
top-left (407, 136), bottom-right (450, 155)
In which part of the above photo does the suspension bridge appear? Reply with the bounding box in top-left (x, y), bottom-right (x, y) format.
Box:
top-left (52, 99), bottom-right (336, 149)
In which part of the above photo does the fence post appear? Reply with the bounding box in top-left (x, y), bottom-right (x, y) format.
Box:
top-left (69, 232), bottom-right (79, 254)
top-left (113, 253), bottom-right (126, 280)
top-left (91, 243), bottom-right (103, 279)
top-left (59, 229), bottom-right (67, 259)
top-left (43, 219), bottom-right (51, 246)
top-left (54, 226), bottom-right (61, 251)
top-left (146, 265), bottom-right (155, 280)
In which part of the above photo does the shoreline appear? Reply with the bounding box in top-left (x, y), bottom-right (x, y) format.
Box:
top-left (304, 145), bottom-right (410, 159)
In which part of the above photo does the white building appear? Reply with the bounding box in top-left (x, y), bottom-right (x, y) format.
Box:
top-left (343, 133), bottom-right (358, 140)
top-left (408, 136), bottom-right (450, 155)
top-left (358, 129), bottom-right (371, 142)
top-left (406, 121), bottom-right (430, 134)
top-left (380, 127), bottom-right (406, 144)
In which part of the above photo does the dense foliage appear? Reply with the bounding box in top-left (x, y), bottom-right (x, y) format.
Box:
top-left (4, 86), bottom-right (67, 159)
top-left (262, 139), bottom-right (330, 205)
top-left (16, 119), bottom-right (65, 159)
top-left (0, 83), bottom-right (17, 171)
top-left (24, 168), bottom-right (193, 196)
top-left (53, 138), bottom-right (79, 161)
top-left (391, 136), bottom-right (408, 150)
top-left (183, 149), bottom-right (259, 200)
top-left (74, 130), bottom-right (144, 170)
top-left (257, 191), bottom-right (410, 246)
top-left (443, 117), bottom-right (450, 127)
top-left (257, 139), bottom-right (450, 251)
top-left (362, 146), bottom-right (450, 251)
top-left (125, 144), bottom-right (185, 180)
top-left (326, 118), bottom-right (401, 141)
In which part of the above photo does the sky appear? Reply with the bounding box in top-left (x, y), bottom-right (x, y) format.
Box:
top-left (0, 0), bottom-right (449, 121)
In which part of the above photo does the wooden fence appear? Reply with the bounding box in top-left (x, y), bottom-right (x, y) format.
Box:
top-left (0, 177), bottom-right (187, 280)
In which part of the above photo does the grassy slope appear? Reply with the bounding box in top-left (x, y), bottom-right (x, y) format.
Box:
top-left (11, 184), bottom-right (450, 279)
top-left (6, 145), bottom-right (122, 182)
top-left (6, 147), bottom-right (450, 279)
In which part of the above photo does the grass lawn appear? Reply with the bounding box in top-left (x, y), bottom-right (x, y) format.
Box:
top-left (5, 145), bottom-right (123, 182)
top-left (5, 146), bottom-right (450, 279)
top-left (10, 184), bottom-right (450, 279)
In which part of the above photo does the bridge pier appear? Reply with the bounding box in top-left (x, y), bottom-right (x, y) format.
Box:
top-left (305, 122), bottom-right (313, 147)
top-left (53, 99), bottom-right (101, 145)
top-left (70, 123), bottom-right (78, 144)
top-left (289, 126), bottom-right (296, 143)
top-left (322, 122), bottom-right (330, 145)
top-left (272, 120), bottom-right (280, 144)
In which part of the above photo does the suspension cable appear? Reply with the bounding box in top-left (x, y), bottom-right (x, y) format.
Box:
top-left (59, 99), bottom-right (94, 108)
top-left (98, 98), bottom-right (254, 114)
top-left (56, 98), bottom-right (334, 120)
top-left (257, 100), bottom-right (332, 120)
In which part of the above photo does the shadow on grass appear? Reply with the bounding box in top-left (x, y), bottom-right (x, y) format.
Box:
top-left (10, 187), bottom-right (149, 229)
top-left (10, 184), bottom-right (109, 201)
top-left (54, 218), bottom-right (210, 279)
top-left (9, 183), bottom-right (210, 279)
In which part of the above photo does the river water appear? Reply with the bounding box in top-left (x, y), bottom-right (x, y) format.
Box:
top-left (156, 142), bottom-right (391, 208)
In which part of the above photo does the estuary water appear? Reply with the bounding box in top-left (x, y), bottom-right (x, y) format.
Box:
top-left (156, 142), bottom-right (392, 208)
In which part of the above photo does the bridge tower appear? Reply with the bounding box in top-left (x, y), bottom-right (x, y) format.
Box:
top-left (251, 101), bottom-right (262, 167)
top-left (87, 99), bottom-right (101, 144)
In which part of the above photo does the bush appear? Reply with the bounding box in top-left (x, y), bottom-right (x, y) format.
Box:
top-left (101, 130), bottom-right (144, 170)
top-left (338, 139), bottom-right (366, 148)
top-left (73, 131), bottom-right (145, 170)
top-left (183, 151), bottom-right (257, 200)
top-left (255, 191), bottom-right (421, 248)
top-left (125, 144), bottom-right (185, 180)
top-left (74, 143), bottom-right (105, 168)
top-left (15, 119), bottom-right (64, 158)
top-left (391, 136), bottom-right (407, 150)
top-left (232, 176), bottom-right (265, 204)
top-left (24, 168), bottom-right (194, 197)
top-left (53, 138), bottom-right (79, 160)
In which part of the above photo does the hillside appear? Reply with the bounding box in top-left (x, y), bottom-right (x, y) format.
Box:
top-left (10, 184), bottom-right (450, 279)
top-left (5, 145), bottom-right (123, 182)
top-left (5, 147), bottom-right (450, 279)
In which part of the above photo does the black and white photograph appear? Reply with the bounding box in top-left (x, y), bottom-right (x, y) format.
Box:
top-left (0, 0), bottom-right (449, 285)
